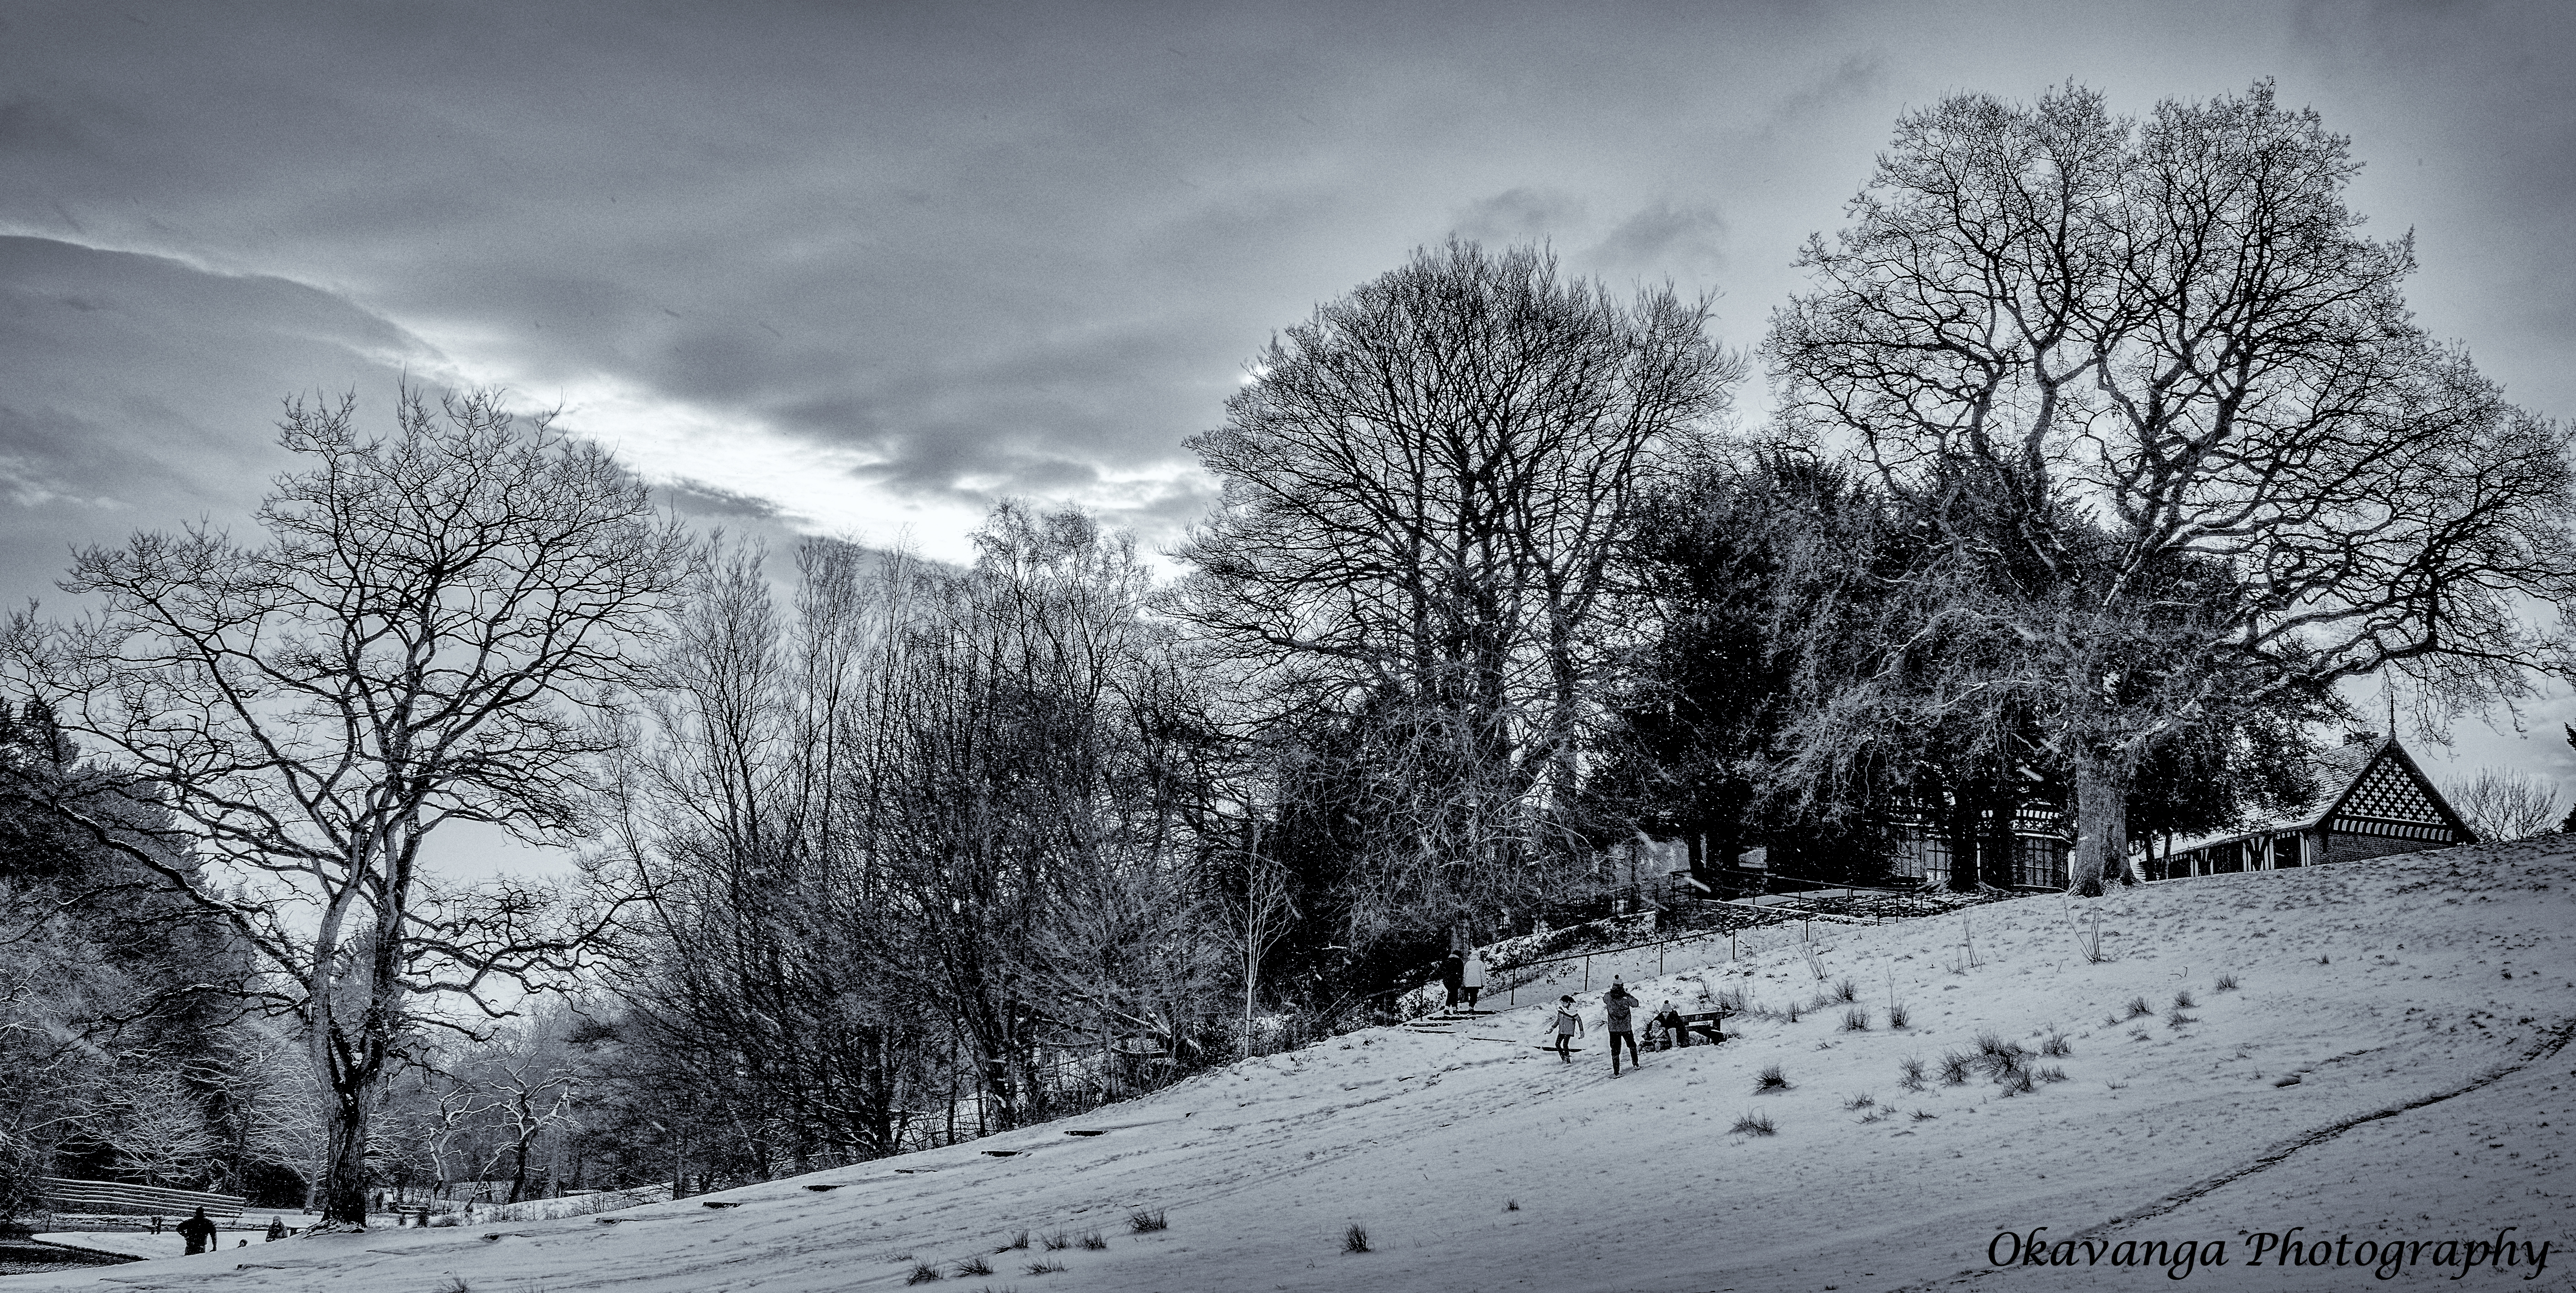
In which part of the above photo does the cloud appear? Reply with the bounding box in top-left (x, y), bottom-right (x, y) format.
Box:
top-left (1448, 188), bottom-right (1589, 247)
top-left (1579, 202), bottom-right (1729, 280)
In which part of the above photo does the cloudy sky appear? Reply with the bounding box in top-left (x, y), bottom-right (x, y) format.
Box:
top-left (6, 0), bottom-right (2575, 861)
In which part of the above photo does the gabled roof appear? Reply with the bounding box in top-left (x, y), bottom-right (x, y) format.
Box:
top-left (2159, 736), bottom-right (2475, 856)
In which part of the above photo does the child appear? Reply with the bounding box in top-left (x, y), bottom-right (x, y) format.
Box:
top-left (1603, 979), bottom-right (1641, 1075)
top-left (1550, 994), bottom-right (1584, 1062)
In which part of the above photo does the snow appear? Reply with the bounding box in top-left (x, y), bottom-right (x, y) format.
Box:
top-left (10, 837), bottom-right (2572, 1292)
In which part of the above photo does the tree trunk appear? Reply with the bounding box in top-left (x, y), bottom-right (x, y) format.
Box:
top-left (2068, 758), bottom-right (2129, 898)
top-left (318, 1069), bottom-right (373, 1225)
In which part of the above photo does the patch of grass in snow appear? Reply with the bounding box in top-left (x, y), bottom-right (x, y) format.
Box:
top-left (1887, 1001), bottom-right (1910, 1028)
top-left (1343, 1224), bottom-right (1371, 1254)
top-left (1897, 1055), bottom-right (1927, 1090)
top-left (1024, 1258), bottom-right (1067, 1276)
top-left (1076, 1232), bottom-right (1108, 1251)
top-left (1909, 1109), bottom-right (1938, 1122)
top-left (2125, 995), bottom-right (2155, 1019)
top-left (2171, 990), bottom-right (2196, 1009)
top-left (1756, 1063), bottom-right (1791, 1091)
top-left (1730, 1112), bottom-right (1778, 1136)
top-left (1841, 1007), bottom-right (1870, 1031)
top-left (1842, 1093), bottom-right (1876, 1111)
top-left (2214, 972), bottom-right (2239, 991)
top-left (1833, 978), bottom-right (1859, 1003)
top-left (1939, 1051), bottom-right (1972, 1085)
top-left (2040, 1031), bottom-right (2072, 1057)
top-left (2166, 1010), bottom-right (2198, 1027)
top-left (952, 1256), bottom-right (994, 1277)
top-left (1040, 1233), bottom-right (1071, 1252)
top-left (907, 1262), bottom-right (942, 1284)
top-left (996, 1231), bottom-right (1029, 1253)
top-left (1126, 1210), bottom-right (1167, 1234)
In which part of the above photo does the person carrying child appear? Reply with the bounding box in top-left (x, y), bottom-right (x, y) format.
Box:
top-left (1603, 978), bottom-right (1642, 1075)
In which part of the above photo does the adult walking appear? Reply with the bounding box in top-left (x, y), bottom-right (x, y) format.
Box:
top-left (1550, 994), bottom-right (1584, 1062)
top-left (1603, 978), bottom-right (1642, 1075)
top-left (1459, 948), bottom-right (1486, 1009)
top-left (1439, 950), bottom-right (1465, 1009)
top-left (177, 1207), bottom-right (218, 1255)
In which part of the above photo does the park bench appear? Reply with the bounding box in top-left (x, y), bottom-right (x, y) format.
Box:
top-left (1649, 1009), bottom-right (1727, 1050)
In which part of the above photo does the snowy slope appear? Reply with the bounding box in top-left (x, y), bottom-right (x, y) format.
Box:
top-left (11, 838), bottom-right (2572, 1293)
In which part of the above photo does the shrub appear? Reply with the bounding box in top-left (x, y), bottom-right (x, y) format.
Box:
top-left (952, 1257), bottom-right (994, 1277)
top-left (2125, 996), bottom-right (2154, 1019)
top-left (1939, 1051), bottom-right (1971, 1085)
top-left (1841, 1008), bottom-right (1870, 1032)
top-left (2214, 973), bottom-right (2240, 992)
top-left (1126, 1210), bottom-right (1167, 1234)
top-left (1076, 1233), bottom-right (1107, 1251)
top-left (1897, 1056), bottom-right (1927, 1091)
top-left (907, 1264), bottom-right (942, 1285)
top-left (2003, 1068), bottom-right (2036, 1095)
top-left (1730, 1112), bottom-right (1778, 1136)
top-left (2040, 1032), bottom-right (2072, 1058)
top-left (1343, 1224), bottom-right (1371, 1254)
top-left (1756, 1064), bottom-right (1791, 1091)
top-left (1834, 978), bottom-right (1859, 1003)
top-left (2172, 990), bottom-right (2197, 1009)
top-left (1025, 1259), bottom-right (1067, 1276)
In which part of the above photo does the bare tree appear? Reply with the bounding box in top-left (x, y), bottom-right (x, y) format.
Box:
top-left (1176, 240), bottom-right (1742, 931)
top-left (1770, 82), bottom-right (2576, 894)
top-left (2443, 768), bottom-right (2560, 843)
top-left (3, 388), bottom-right (687, 1224)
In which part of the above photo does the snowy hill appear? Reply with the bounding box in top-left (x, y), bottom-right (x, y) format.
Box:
top-left (12, 838), bottom-right (2572, 1293)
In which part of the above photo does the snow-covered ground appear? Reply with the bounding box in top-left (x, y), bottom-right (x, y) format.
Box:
top-left (11, 838), bottom-right (2571, 1292)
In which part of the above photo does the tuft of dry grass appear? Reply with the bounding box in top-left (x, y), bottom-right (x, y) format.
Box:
top-left (1343, 1224), bottom-right (1371, 1254)
top-left (1730, 1112), bottom-right (1778, 1136)
top-left (1756, 1063), bottom-right (1791, 1091)
top-left (1126, 1210), bottom-right (1167, 1234)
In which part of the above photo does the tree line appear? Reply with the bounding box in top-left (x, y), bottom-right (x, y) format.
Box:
top-left (4, 80), bottom-right (2571, 1222)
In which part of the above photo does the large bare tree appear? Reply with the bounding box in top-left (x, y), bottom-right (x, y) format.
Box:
top-left (1769, 82), bottom-right (2576, 893)
top-left (1175, 240), bottom-right (1742, 927)
top-left (4, 388), bottom-right (686, 1224)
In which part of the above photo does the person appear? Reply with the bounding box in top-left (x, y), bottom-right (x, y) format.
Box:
top-left (1550, 994), bottom-right (1584, 1062)
top-left (1439, 950), bottom-right (1465, 1010)
top-left (1459, 948), bottom-right (1486, 1009)
top-left (266, 1217), bottom-right (288, 1242)
top-left (176, 1207), bottom-right (217, 1255)
top-left (1651, 1000), bottom-right (1689, 1051)
top-left (1603, 978), bottom-right (1642, 1075)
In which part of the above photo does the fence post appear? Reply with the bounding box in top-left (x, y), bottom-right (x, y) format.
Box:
top-left (1582, 955), bottom-right (1591, 993)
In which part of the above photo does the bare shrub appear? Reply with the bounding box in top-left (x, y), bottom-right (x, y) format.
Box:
top-left (1343, 1224), bottom-right (1371, 1255)
top-left (1897, 1056), bottom-right (1927, 1091)
top-left (1833, 978), bottom-right (1858, 1003)
top-left (1939, 1052), bottom-right (1971, 1085)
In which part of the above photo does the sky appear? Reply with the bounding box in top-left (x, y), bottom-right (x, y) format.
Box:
top-left (5, 0), bottom-right (2575, 873)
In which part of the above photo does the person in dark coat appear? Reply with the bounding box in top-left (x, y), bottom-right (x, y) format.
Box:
top-left (265, 1217), bottom-right (288, 1242)
top-left (177, 1207), bottom-right (218, 1255)
top-left (1648, 999), bottom-right (1689, 1051)
top-left (1439, 951), bottom-right (1465, 1009)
